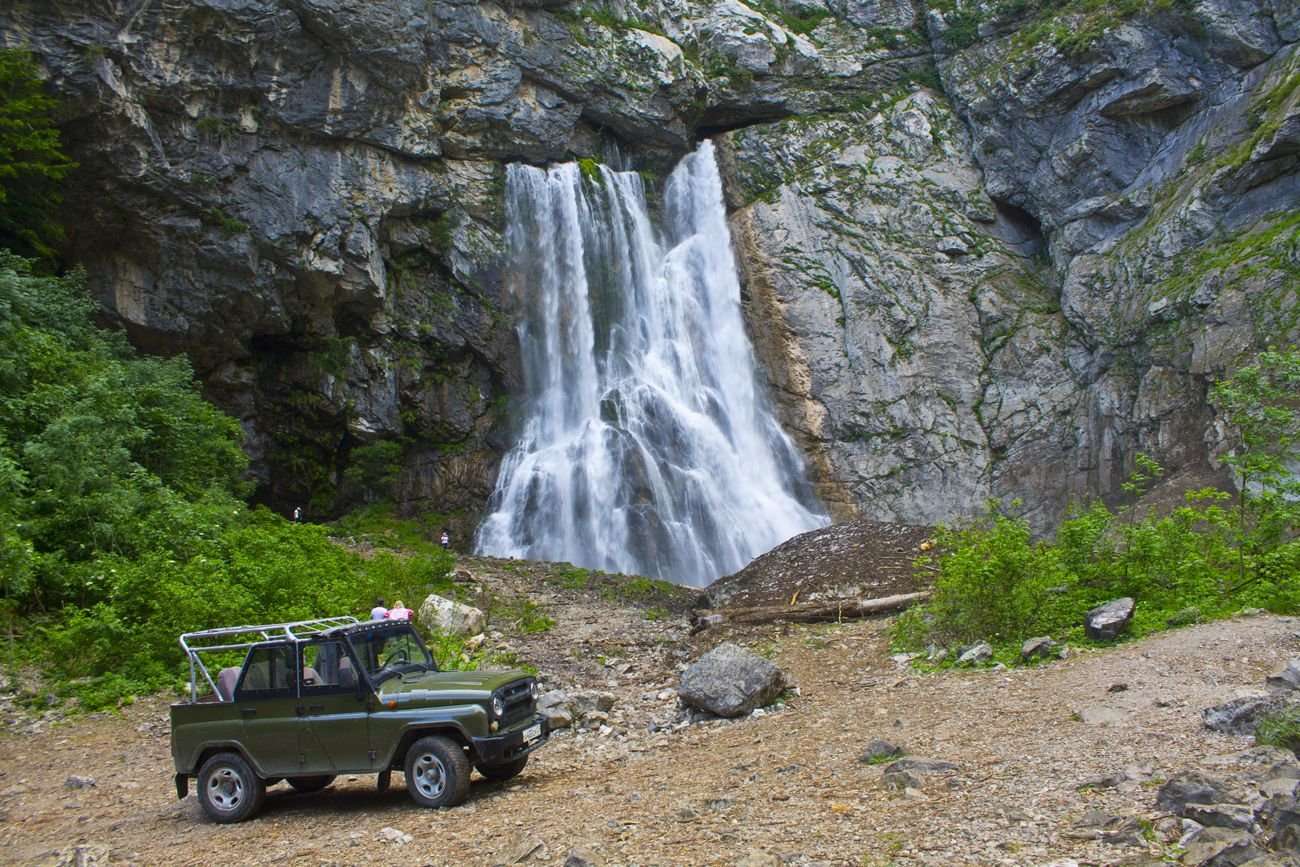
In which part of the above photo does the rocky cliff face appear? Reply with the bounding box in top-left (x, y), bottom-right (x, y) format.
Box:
top-left (2, 0), bottom-right (1296, 534)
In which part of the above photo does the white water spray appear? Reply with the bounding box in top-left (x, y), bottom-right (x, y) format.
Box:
top-left (475, 141), bottom-right (827, 587)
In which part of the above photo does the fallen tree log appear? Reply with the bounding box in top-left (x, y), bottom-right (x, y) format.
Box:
top-left (692, 590), bottom-right (931, 631)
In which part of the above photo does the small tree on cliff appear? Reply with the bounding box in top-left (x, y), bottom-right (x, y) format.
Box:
top-left (0, 49), bottom-right (76, 260)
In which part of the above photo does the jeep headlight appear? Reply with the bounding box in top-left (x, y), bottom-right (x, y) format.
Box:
top-left (491, 694), bottom-right (505, 718)
top-left (529, 680), bottom-right (539, 700)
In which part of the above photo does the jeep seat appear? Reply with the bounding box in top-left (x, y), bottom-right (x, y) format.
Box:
top-left (337, 657), bottom-right (357, 688)
top-left (216, 667), bottom-right (240, 702)
top-left (302, 666), bottom-right (322, 687)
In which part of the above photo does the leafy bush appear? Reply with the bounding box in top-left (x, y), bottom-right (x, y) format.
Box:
top-left (896, 351), bottom-right (1300, 658)
top-left (0, 255), bottom-right (454, 708)
top-left (1255, 704), bottom-right (1300, 756)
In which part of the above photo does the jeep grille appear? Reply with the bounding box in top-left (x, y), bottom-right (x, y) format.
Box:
top-left (499, 678), bottom-right (535, 726)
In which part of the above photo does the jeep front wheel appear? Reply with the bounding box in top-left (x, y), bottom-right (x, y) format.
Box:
top-left (477, 756), bottom-right (528, 782)
top-left (286, 775), bottom-right (335, 793)
top-left (197, 752), bottom-right (265, 823)
top-left (404, 735), bottom-right (470, 808)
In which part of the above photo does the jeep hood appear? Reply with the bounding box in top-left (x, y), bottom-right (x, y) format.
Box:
top-left (376, 668), bottom-right (527, 698)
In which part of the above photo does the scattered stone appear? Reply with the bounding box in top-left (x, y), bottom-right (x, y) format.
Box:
top-left (464, 633), bottom-right (486, 651)
top-left (859, 739), bottom-right (905, 764)
top-left (1267, 659), bottom-right (1300, 692)
top-left (881, 757), bottom-right (957, 790)
top-left (1108, 682), bottom-right (1129, 693)
top-left (678, 643), bottom-right (786, 719)
top-left (418, 594), bottom-right (485, 636)
top-left (1182, 802), bottom-right (1256, 830)
top-left (1077, 772), bottom-right (1125, 790)
top-left (564, 848), bottom-right (601, 867)
top-left (1203, 695), bottom-right (1289, 735)
top-left (63, 776), bottom-right (96, 790)
top-left (376, 828), bottom-right (412, 845)
top-left (1180, 827), bottom-right (1261, 866)
top-left (1158, 773), bottom-right (1228, 815)
top-left (46, 844), bottom-right (111, 866)
top-left (1084, 597), bottom-right (1135, 641)
top-left (733, 850), bottom-right (782, 867)
top-left (537, 691), bottom-right (573, 730)
top-left (570, 691), bottom-right (617, 717)
top-left (926, 644), bottom-right (948, 663)
top-left (505, 834), bottom-right (546, 863)
top-left (1020, 636), bottom-right (1059, 662)
top-left (1100, 816), bottom-right (1145, 846)
top-left (1273, 805), bottom-right (1300, 852)
top-left (957, 642), bottom-right (992, 666)
top-left (1078, 706), bottom-right (1125, 726)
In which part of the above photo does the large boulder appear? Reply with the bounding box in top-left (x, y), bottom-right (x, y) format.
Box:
top-left (1085, 598), bottom-right (1135, 641)
top-left (678, 643), bottom-right (786, 718)
top-left (418, 594), bottom-right (486, 637)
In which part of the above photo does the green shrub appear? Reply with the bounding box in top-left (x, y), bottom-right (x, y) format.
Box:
top-left (1256, 705), bottom-right (1300, 756)
top-left (0, 254), bottom-right (455, 709)
top-left (896, 351), bottom-right (1300, 659)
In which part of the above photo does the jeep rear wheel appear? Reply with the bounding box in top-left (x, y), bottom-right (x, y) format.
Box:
top-left (404, 735), bottom-right (470, 808)
top-left (286, 775), bottom-right (335, 794)
top-left (197, 752), bottom-right (265, 823)
top-left (476, 756), bottom-right (528, 782)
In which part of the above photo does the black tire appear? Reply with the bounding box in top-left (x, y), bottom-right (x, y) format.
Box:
top-left (197, 752), bottom-right (265, 824)
top-left (286, 775), bottom-right (335, 794)
top-left (476, 756), bottom-right (528, 782)
top-left (403, 735), bottom-right (470, 808)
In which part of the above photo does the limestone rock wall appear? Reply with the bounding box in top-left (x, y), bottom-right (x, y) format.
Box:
top-left (2, 0), bottom-right (1296, 533)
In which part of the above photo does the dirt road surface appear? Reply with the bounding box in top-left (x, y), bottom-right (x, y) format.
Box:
top-left (2, 608), bottom-right (1297, 866)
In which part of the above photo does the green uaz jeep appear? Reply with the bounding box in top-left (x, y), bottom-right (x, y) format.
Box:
top-left (171, 616), bottom-right (548, 823)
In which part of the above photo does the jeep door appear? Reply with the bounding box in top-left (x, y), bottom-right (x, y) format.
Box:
top-left (233, 642), bottom-right (302, 777)
top-left (298, 639), bottom-right (374, 772)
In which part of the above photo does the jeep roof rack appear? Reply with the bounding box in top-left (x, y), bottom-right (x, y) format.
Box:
top-left (178, 616), bottom-right (360, 702)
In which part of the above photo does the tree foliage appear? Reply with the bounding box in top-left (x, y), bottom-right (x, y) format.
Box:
top-left (0, 49), bottom-right (75, 260)
top-left (0, 255), bottom-right (452, 708)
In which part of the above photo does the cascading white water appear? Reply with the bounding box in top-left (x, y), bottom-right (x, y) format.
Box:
top-left (475, 141), bottom-right (828, 587)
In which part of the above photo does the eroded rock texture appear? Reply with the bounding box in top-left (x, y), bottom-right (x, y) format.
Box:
top-left (2, 0), bottom-right (1296, 534)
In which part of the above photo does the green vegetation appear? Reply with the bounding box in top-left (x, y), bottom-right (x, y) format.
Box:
top-left (0, 255), bottom-right (454, 709)
top-left (896, 351), bottom-right (1300, 658)
top-left (929, 0), bottom-right (1192, 56)
top-left (1255, 705), bottom-right (1300, 756)
top-left (578, 157), bottom-right (602, 184)
top-left (0, 49), bottom-right (76, 260)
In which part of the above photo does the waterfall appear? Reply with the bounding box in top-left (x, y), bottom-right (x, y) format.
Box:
top-left (475, 141), bottom-right (828, 587)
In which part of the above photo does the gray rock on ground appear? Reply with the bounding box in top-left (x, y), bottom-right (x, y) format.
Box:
top-left (1157, 772), bottom-right (1228, 814)
top-left (1084, 598), bottom-right (1135, 641)
top-left (859, 739), bottom-right (905, 764)
top-left (1180, 826), bottom-right (1262, 865)
top-left (1182, 802), bottom-right (1257, 830)
top-left (1021, 636), bottom-right (1061, 662)
top-left (1203, 695), bottom-right (1291, 736)
top-left (957, 642), bottom-right (992, 665)
top-left (418, 594), bottom-right (486, 637)
top-left (1267, 660), bottom-right (1300, 692)
top-left (678, 643), bottom-right (786, 718)
top-left (881, 757), bottom-right (958, 790)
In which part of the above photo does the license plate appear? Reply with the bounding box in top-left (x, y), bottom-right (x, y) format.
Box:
top-left (523, 723), bottom-right (541, 742)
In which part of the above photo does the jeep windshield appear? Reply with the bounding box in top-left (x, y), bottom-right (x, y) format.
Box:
top-left (347, 623), bottom-right (436, 685)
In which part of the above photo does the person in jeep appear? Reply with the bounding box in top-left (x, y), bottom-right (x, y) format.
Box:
top-left (171, 616), bottom-right (547, 823)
